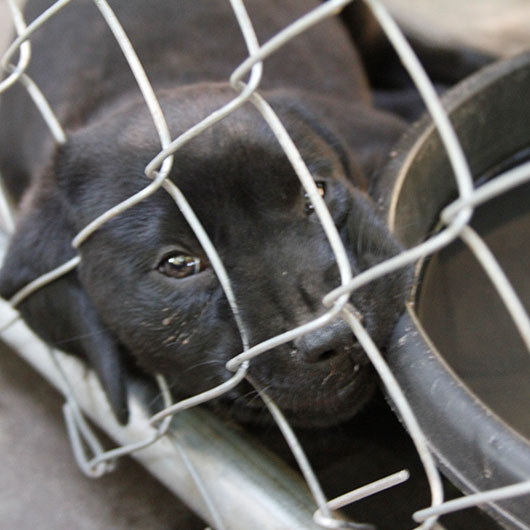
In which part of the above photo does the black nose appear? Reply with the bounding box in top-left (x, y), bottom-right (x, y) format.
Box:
top-left (293, 319), bottom-right (355, 364)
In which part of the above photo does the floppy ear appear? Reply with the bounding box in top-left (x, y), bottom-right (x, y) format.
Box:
top-left (267, 90), bottom-right (406, 187)
top-left (0, 182), bottom-right (129, 423)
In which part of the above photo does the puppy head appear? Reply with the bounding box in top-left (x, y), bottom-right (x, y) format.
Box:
top-left (0, 85), bottom-right (410, 427)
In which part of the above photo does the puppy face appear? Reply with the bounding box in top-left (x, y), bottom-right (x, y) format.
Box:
top-left (0, 86), bottom-right (409, 427)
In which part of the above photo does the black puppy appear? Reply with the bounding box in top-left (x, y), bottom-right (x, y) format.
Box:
top-left (0, 0), bottom-right (410, 426)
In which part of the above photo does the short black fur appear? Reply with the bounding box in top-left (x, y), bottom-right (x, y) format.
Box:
top-left (0, 0), bottom-right (416, 426)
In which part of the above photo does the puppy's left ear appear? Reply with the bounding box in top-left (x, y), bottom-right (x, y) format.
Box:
top-left (0, 183), bottom-right (130, 424)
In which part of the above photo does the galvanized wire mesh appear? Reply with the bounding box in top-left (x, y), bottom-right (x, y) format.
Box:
top-left (0, 0), bottom-right (529, 529)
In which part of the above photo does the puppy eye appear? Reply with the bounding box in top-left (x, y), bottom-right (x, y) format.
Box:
top-left (304, 181), bottom-right (326, 215)
top-left (157, 255), bottom-right (204, 279)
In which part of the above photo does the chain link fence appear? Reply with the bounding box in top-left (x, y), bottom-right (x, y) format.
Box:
top-left (0, 0), bottom-right (529, 529)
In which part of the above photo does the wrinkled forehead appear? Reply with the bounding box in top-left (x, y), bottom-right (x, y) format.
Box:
top-left (170, 122), bottom-right (337, 201)
top-left (61, 86), bottom-right (348, 236)
top-left (83, 97), bottom-right (339, 184)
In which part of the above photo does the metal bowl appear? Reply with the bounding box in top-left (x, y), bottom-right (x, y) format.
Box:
top-left (376, 51), bottom-right (530, 529)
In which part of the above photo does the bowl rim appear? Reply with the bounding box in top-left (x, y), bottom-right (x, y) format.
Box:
top-left (379, 50), bottom-right (530, 529)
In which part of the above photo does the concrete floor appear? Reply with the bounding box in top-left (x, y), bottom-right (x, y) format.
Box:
top-left (0, 1), bottom-right (528, 529)
top-left (384, 0), bottom-right (530, 56)
top-left (0, 346), bottom-right (205, 530)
